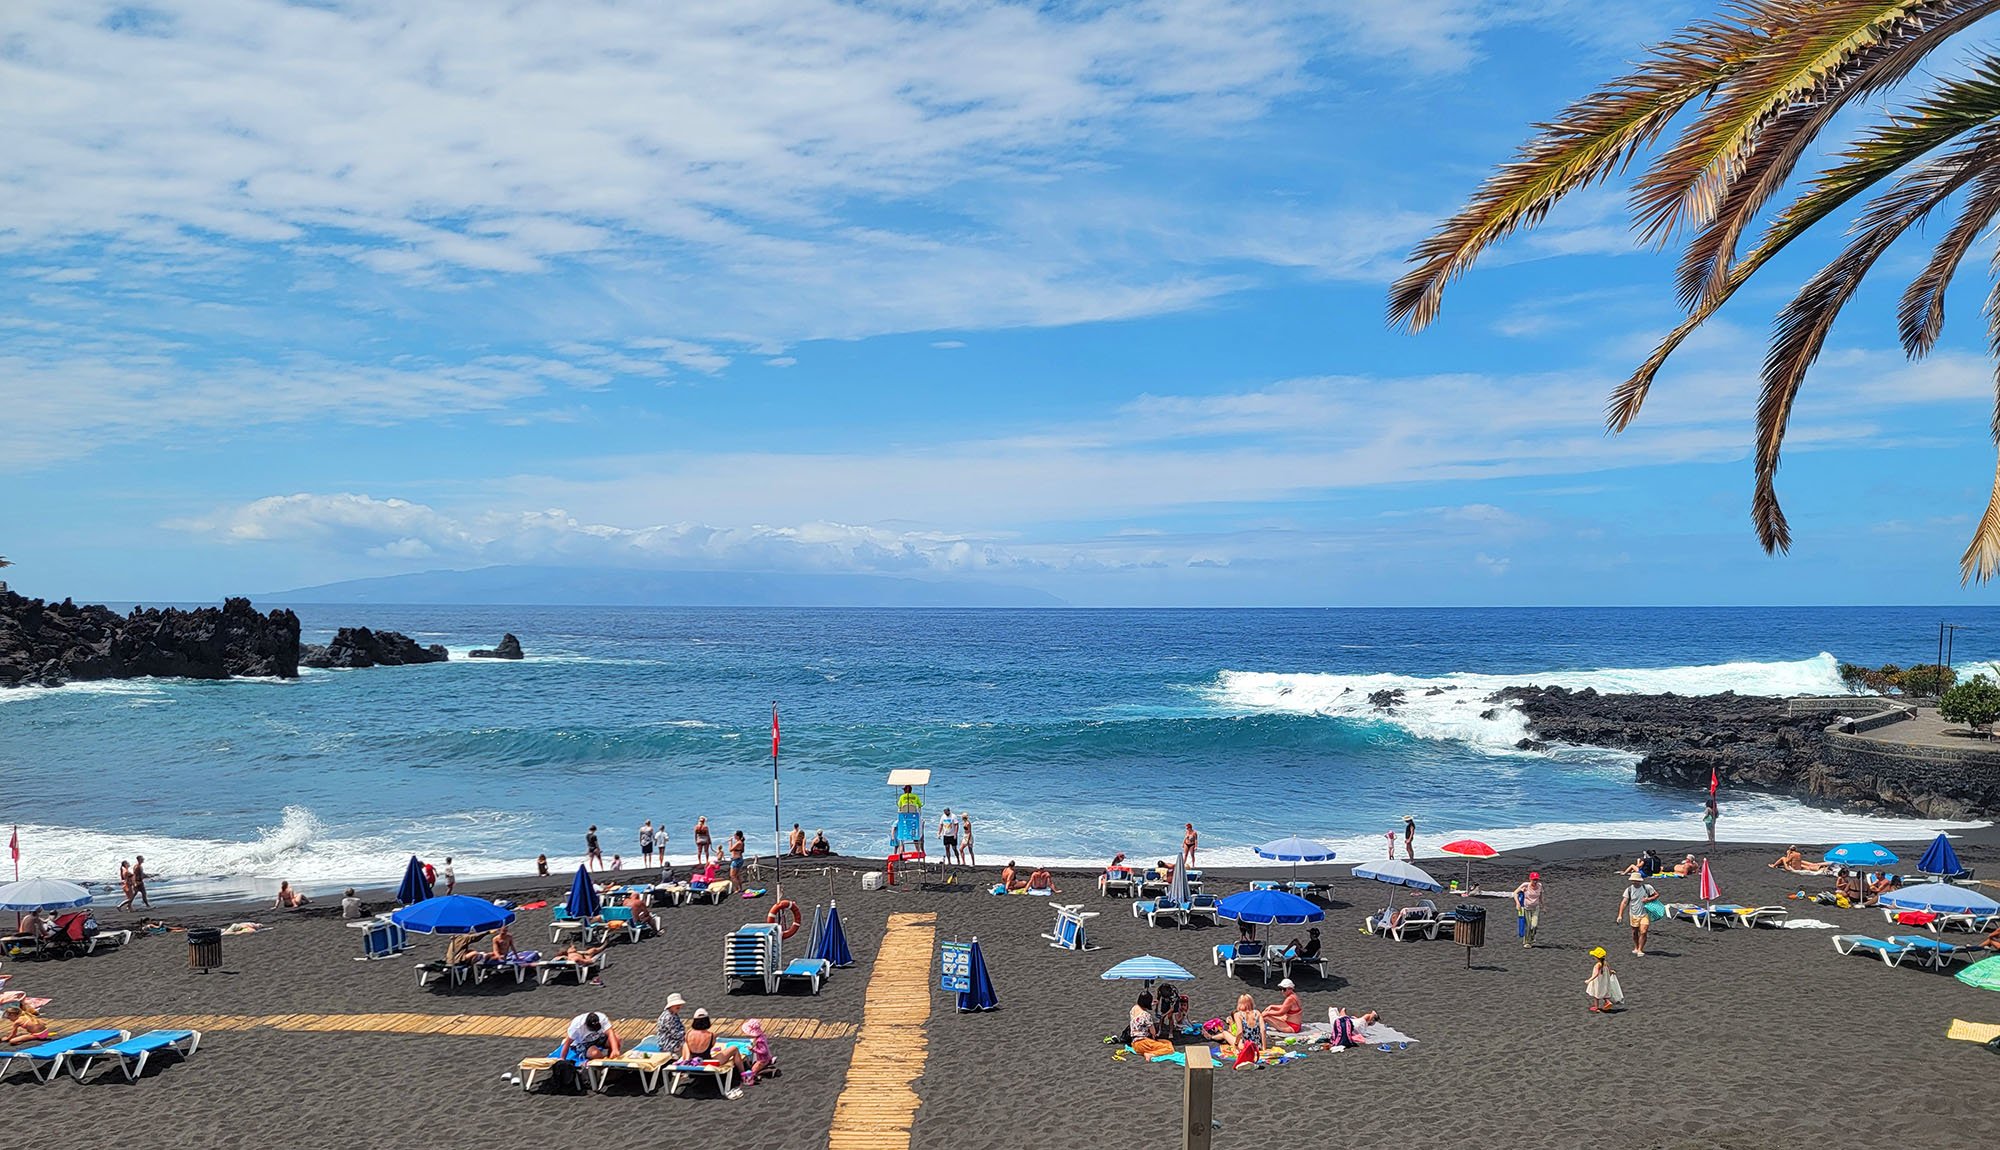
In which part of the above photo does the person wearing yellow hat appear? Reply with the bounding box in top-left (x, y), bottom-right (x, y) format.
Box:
top-left (1585, 947), bottom-right (1623, 1012)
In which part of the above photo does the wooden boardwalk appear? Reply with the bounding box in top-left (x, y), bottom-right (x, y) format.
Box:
top-left (827, 911), bottom-right (936, 1150)
top-left (64, 1011), bottom-right (855, 1042)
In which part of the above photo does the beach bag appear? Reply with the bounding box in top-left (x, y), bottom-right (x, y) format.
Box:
top-left (1643, 900), bottom-right (1666, 921)
top-left (548, 1059), bottom-right (587, 1095)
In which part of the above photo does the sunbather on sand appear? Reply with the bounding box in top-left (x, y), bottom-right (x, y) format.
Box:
top-left (1026, 866), bottom-right (1059, 894)
top-left (1155, 982), bottom-right (1188, 1033)
top-left (1128, 992), bottom-right (1173, 1058)
top-left (998, 861), bottom-right (1024, 892)
top-left (1866, 873), bottom-right (1901, 900)
top-left (1261, 979), bottom-right (1303, 1032)
top-left (1672, 854), bottom-right (1698, 876)
top-left (274, 881), bottom-right (309, 909)
top-left (1225, 994), bottom-right (1268, 1069)
top-left (3, 1002), bottom-right (51, 1045)
top-left (1328, 1007), bottom-right (1380, 1047)
top-left (1769, 846), bottom-right (1830, 874)
top-left (1982, 923), bottom-right (2000, 952)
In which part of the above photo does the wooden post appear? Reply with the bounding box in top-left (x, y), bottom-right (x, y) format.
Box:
top-left (1183, 1044), bottom-right (1213, 1150)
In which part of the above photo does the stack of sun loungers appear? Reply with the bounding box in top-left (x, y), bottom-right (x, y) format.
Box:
top-left (725, 922), bottom-right (781, 994)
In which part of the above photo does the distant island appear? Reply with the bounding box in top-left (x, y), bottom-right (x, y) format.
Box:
top-left (257, 565), bottom-right (1066, 608)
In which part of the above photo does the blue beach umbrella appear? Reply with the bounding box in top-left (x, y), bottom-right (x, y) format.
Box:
top-left (1878, 882), bottom-right (2000, 917)
top-left (1916, 834), bottom-right (1964, 881)
top-left (1823, 842), bottom-right (1898, 868)
top-left (1215, 889), bottom-right (1324, 926)
top-left (1254, 836), bottom-right (1337, 883)
top-left (390, 894), bottom-right (516, 935)
top-left (0, 877), bottom-right (92, 912)
top-left (396, 856), bottom-right (433, 906)
top-left (565, 864), bottom-right (601, 920)
top-left (1101, 955), bottom-right (1195, 982)
top-left (813, 901), bottom-right (855, 967)
top-left (958, 938), bottom-right (999, 1012)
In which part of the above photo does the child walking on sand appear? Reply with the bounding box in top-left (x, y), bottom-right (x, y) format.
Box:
top-left (1586, 946), bottom-right (1623, 1012)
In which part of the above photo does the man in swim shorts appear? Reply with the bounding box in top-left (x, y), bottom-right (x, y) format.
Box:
top-left (1616, 876), bottom-right (1658, 956)
top-left (939, 808), bottom-right (959, 864)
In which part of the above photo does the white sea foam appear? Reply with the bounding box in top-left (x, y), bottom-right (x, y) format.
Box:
top-left (1205, 653), bottom-right (1853, 753)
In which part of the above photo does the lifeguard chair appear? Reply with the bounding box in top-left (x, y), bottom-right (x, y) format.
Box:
top-left (885, 768), bottom-right (930, 887)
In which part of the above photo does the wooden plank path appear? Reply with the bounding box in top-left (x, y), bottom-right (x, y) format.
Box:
top-left (827, 911), bottom-right (936, 1150)
top-left (64, 1011), bottom-right (855, 1042)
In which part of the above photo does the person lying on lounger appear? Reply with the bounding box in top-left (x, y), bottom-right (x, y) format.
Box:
top-left (1866, 873), bottom-right (1902, 900)
top-left (623, 892), bottom-right (655, 931)
top-left (558, 941), bottom-right (608, 965)
top-left (1284, 927), bottom-right (1322, 960)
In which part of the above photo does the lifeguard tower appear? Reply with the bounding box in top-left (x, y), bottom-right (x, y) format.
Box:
top-left (886, 768), bottom-right (930, 887)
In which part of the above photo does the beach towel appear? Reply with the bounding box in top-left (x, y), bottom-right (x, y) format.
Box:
top-left (221, 922), bottom-right (269, 935)
top-left (1780, 918), bottom-right (1838, 930)
top-left (518, 900), bottom-right (548, 911)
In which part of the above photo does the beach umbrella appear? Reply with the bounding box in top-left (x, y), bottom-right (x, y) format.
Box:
top-left (1957, 955), bottom-right (2000, 993)
top-left (390, 894), bottom-right (516, 935)
top-left (0, 878), bottom-right (91, 912)
top-left (565, 864), bottom-right (601, 920)
top-left (1696, 858), bottom-right (1721, 929)
top-left (1215, 888), bottom-right (1324, 925)
top-left (1916, 834), bottom-right (1964, 881)
top-left (958, 938), bottom-right (999, 1012)
top-left (812, 901), bottom-right (854, 967)
top-left (1823, 842), bottom-right (1898, 868)
top-left (1253, 836), bottom-right (1337, 883)
top-left (1165, 860), bottom-right (1192, 909)
top-left (396, 856), bottom-right (432, 906)
top-left (1878, 882), bottom-right (2000, 917)
top-left (1439, 839), bottom-right (1498, 891)
top-left (1101, 955), bottom-right (1195, 982)
top-left (1352, 857), bottom-right (1443, 926)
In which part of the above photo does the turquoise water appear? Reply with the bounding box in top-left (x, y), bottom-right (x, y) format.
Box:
top-left (1, 605), bottom-right (1991, 899)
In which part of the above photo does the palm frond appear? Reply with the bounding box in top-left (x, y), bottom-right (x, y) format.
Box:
top-left (1387, 15), bottom-right (1769, 332)
top-left (1677, 0), bottom-right (2000, 309)
top-left (1968, 283), bottom-right (2000, 582)
top-left (1900, 164), bottom-right (2000, 356)
top-left (1609, 62), bottom-right (2000, 430)
top-left (1753, 125), bottom-right (2000, 552)
top-left (1634, 0), bottom-right (1946, 246)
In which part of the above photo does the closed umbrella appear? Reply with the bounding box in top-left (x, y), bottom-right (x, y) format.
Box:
top-left (390, 895), bottom-right (516, 935)
top-left (396, 856), bottom-right (432, 906)
top-left (1697, 858), bottom-right (1721, 930)
top-left (565, 864), bottom-right (601, 920)
top-left (1253, 836), bottom-right (1337, 884)
top-left (1916, 834), bottom-right (1964, 881)
top-left (959, 938), bottom-right (999, 1012)
top-left (813, 901), bottom-right (854, 967)
top-left (1101, 955), bottom-right (1195, 982)
top-left (0, 878), bottom-right (91, 912)
top-left (1823, 842), bottom-right (1898, 868)
top-left (1165, 859), bottom-right (1191, 909)
top-left (1439, 839), bottom-right (1497, 891)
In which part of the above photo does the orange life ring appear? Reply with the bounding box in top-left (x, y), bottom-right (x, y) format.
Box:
top-left (767, 899), bottom-right (801, 939)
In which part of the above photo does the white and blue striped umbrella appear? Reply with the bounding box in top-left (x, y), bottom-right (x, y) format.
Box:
top-left (1254, 837), bottom-right (1337, 863)
top-left (1823, 842), bottom-right (1897, 867)
top-left (1350, 858), bottom-right (1443, 891)
top-left (1100, 955), bottom-right (1195, 982)
top-left (0, 877), bottom-right (93, 912)
top-left (1879, 882), bottom-right (1999, 917)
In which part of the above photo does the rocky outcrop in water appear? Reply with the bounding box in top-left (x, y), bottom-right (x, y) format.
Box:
top-left (1496, 686), bottom-right (1997, 819)
top-left (0, 592), bottom-right (300, 687)
top-left (301, 627), bottom-right (448, 669)
top-left (469, 633), bottom-right (523, 660)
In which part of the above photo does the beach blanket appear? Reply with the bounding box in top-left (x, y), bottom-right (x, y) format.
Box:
top-left (221, 921), bottom-right (270, 935)
top-left (1779, 918), bottom-right (1838, 930)
top-left (1296, 1020), bottom-right (1420, 1049)
top-left (518, 900), bottom-right (548, 911)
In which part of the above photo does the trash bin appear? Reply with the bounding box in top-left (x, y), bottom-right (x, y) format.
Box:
top-left (1453, 905), bottom-right (1487, 949)
top-left (187, 927), bottom-right (222, 972)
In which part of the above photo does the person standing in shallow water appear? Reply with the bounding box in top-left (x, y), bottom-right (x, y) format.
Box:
top-left (117, 860), bottom-right (134, 911)
top-left (130, 856), bottom-right (151, 908)
top-left (640, 819), bottom-right (655, 866)
top-left (1182, 822), bottom-right (1198, 867)
top-left (1403, 814), bottom-right (1417, 861)
top-left (694, 817), bottom-right (711, 865)
top-left (960, 812), bottom-right (975, 867)
top-left (585, 825), bottom-right (603, 870)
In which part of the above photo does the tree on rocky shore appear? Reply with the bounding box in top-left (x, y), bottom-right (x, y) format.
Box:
top-left (1939, 674), bottom-right (2000, 736)
top-left (1392, 3), bottom-right (2000, 581)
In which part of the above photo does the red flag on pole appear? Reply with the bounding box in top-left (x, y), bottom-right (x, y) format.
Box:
top-left (8, 825), bottom-right (17, 881)
top-left (772, 705), bottom-right (780, 758)
top-left (1708, 767), bottom-right (1719, 797)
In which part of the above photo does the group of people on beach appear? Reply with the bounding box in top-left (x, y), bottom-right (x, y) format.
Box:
top-left (554, 993), bottom-right (778, 1099)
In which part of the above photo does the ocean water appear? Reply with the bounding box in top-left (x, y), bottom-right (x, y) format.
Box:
top-left (2, 605), bottom-right (1993, 901)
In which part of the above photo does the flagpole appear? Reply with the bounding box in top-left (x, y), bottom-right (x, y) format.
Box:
top-left (771, 702), bottom-right (782, 894)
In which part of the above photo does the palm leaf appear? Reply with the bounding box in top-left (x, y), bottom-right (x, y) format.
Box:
top-left (1633, 0), bottom-right (1944, 246)
top-left (1900, 164), bottom-right (2000, 357)
top-left (1966, 282), bottom-right (2000, 582)
top-left (1753, 125), bottom-right (2000, 551)
top-left (1387, 15), bottom-right (1768, 332)
top-left (1677, 0), bottom-right (2000, 309)
top-left (1610, 62), bottom-right (2000, 430)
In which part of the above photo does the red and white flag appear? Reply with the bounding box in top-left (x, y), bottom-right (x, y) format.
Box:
top-left (1708, 767), bottom-right (1719, 797)
top-left (1698, 857), bottom-right (1720, 903)
top-left (8, 825), bottom-right (16, 879)
top-left (771, 704), bottom-right (780, 758)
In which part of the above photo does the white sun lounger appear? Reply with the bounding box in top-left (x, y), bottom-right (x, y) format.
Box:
top-left (63, 1029), bottom-right (201, 1082)
top-left (587, 1037), bottom-right (672, 1094)
top-left (1832, 935), bottom-right (1916, 967)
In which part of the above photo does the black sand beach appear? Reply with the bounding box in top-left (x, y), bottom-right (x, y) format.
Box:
top-left (8, 834), bottom-right (1998, 1149)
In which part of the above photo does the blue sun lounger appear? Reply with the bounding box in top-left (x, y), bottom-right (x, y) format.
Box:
top-left (62, 1030), bottom-right (201, 1082)
top-left (1886, 935), bottom-right (1976, 970)
top-left (781, 957), bottom-right (832, 994)
top-left (1832, 935), bottom-right (1915, 967)
top-left (0, 1029), bottom-right (128, 1083)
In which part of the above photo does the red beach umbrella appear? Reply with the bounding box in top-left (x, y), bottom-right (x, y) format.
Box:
top-left (1698, 857), bottom-right (1720, 904)
top-left (1439, 839), bottom-right (1498, 891)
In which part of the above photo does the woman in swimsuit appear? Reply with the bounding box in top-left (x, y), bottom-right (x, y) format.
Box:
top-left (679, 1010), bottom-right (747, 1092)
top-left (1226, 994), bottom-right (1267, 1068)
top-left (694, 817), bottom-right (712, 865)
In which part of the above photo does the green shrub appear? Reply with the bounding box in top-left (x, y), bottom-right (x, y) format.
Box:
top-left (1899, 663), bottom-right (1957, 698)
top-left (1939, 674), bottom-right (2000, 732)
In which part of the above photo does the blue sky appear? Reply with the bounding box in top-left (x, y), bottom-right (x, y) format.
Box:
top-left (5, 0), bottom-right (2000, 606)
